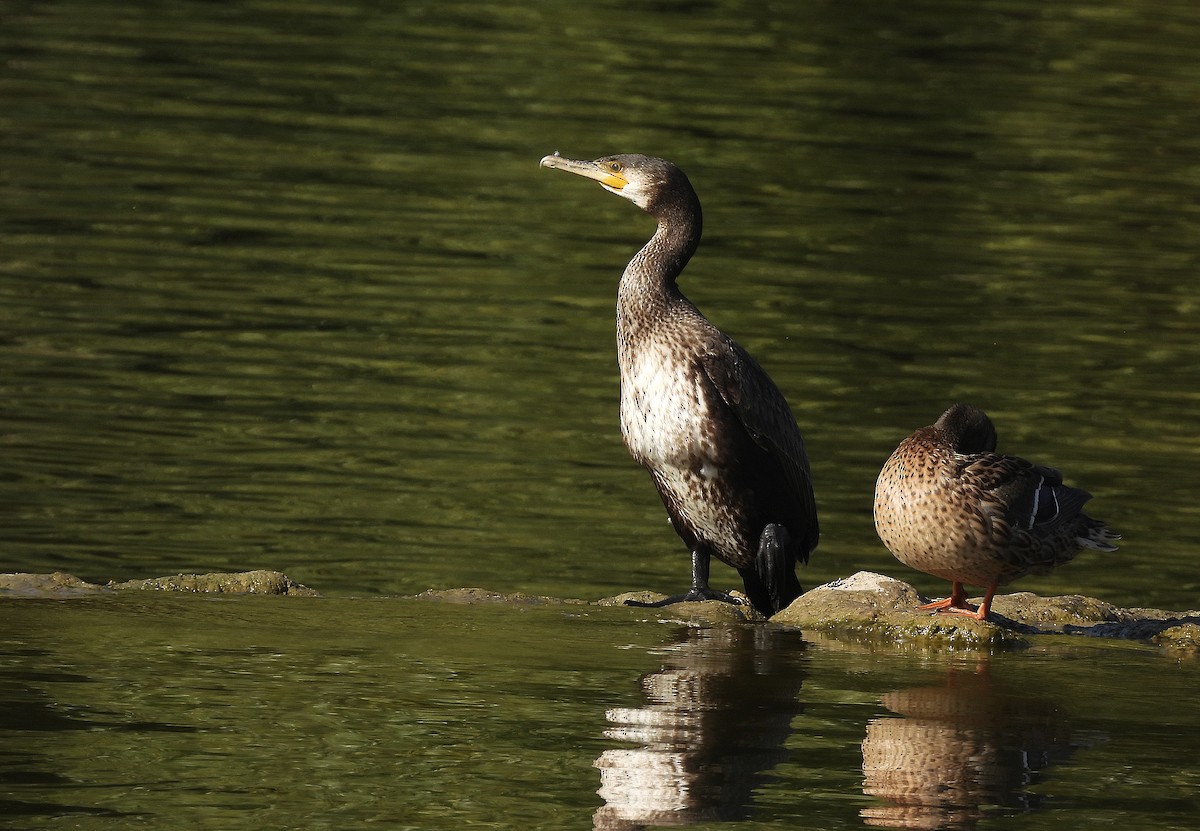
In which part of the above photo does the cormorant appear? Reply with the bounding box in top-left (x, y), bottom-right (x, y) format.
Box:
top-left (873, 403), bottom-right (1120, 621)
top-left (539, 152), bottom-right (818, 617)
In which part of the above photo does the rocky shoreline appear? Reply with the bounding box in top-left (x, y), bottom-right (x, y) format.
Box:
top-left (4, 569), bottom-right (1197, 652)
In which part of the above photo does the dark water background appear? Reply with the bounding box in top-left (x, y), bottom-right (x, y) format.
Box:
top-left (2, 1), bottom-right (1199, 828)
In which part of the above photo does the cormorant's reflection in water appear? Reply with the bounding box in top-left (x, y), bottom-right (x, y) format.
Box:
top-left (861, 664), bottom-right (1086, 830)
top-left (594, 626), bottom-right (807, 830)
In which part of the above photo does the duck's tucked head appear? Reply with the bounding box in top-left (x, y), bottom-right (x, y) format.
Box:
top-left (934, 403), bottom-right (998, 454)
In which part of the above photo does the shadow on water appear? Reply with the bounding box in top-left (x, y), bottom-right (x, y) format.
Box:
top-left (860, 662), bottom-right (1088, 830)
top-left (0, 649), bottom-right (196, 820)
top-left (594, 626), bottom-right (808, 829)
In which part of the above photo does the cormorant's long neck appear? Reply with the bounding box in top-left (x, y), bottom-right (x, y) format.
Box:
top-left (617, 193), bottom-right (703, 340)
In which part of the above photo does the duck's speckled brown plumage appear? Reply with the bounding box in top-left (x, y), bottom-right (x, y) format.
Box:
top-left (873, 404), bottom-right (1119, 620)
top-left (540, 153), bottom-right (818, 616)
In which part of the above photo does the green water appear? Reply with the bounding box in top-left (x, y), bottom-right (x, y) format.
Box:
top-left (2, 0), bottom-right (1199, 828)
top-left (3, 597), bottom-right (1198, 829)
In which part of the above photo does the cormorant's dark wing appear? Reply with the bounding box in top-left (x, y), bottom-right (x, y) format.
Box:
top-left (698, 337), bottom-right (819, 560)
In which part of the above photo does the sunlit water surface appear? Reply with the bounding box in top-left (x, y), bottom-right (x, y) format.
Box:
top-left (3, 0), bottom-right (1199, 828)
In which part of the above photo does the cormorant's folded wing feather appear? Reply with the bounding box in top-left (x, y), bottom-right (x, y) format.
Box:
top-left (697, 339), bottom-right (819, 558)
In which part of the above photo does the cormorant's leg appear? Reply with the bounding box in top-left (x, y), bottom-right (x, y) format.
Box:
top-left (624, 548), bottom-right (744, 609)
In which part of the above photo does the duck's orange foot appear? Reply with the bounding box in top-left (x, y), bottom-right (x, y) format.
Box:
top-left (930, 604), bottom-right (989, 621)
top-left (915, 582), bottom-right (996, 621)
top-left (916, 599), bottom-right (987, 620)
top-left (916, 582), bottom-right (973, 614)
top-left (916, 597), bottom-right (964, 612)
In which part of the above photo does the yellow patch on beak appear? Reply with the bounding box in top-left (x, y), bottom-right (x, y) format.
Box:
top-left (599, 171), bottom-right (628, 190)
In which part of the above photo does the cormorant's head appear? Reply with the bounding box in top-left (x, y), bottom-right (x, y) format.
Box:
top-left (539, 153), bottom-right (694, 216)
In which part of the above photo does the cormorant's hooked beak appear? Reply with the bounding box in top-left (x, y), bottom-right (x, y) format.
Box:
top-left (540, 153), bottom-right (629, 192)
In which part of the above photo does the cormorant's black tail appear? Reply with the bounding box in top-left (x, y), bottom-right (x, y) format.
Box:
top-left (738, 524), bottom-right (803, 617)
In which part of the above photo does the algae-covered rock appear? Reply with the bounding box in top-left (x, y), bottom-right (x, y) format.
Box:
top-left (110, 570), bottom-right (319, 596)
top-left (772, 572), bottom-right (1025, 649)
top-left (1, 570), bottom-right (318, 598)
top-left (987, 592), bottom-right (1135, 627)
top-left (411, 587), bottom-right (586, 606)
top-left (775, 571), bottom-right (925, 623)
top-left (0, 572), bottom-right (111, 598)
top-left (1151, 622), bottom-right (1200, 652)
top-left (597, 590), bottom-right (765, 623)
top-left (596, 590), bottom-right (669, 608)
top-left (772, 571), bottom-right (1200, 651)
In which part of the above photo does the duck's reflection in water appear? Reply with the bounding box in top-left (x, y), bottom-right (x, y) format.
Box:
top-left (594, 626), bottom-right (806, 830)
top-left (861, 664), bottom-right (1082, 830)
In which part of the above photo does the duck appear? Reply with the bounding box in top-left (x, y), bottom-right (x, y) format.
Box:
top-left (873, 403), bottom-right (1120, 620)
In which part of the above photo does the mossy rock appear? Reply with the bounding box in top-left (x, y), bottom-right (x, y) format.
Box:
top-left (411, 587), bottom-right (586, 606)
top-left (771, 572), bottom-right (1025, 648)
top-left (772, 571), bottom-right (1200, 651)
top-left (1152, 622), bottom-right (1200, 652)
top-left (0, 572), bottom-right (111, 598)
top-left (1, 570), bottom-right (318, 598)
top-left (110, 570), bottom-right (319, 596)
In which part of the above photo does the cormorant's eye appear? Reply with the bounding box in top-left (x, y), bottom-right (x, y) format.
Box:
top-left (608, 161), bottom-right (623, 173)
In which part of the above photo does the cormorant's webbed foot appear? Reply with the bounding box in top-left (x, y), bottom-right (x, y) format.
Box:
top-left (624, 586), bottom-right (745, 609)
top-left (624, 548), bottom-right (745, 610)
